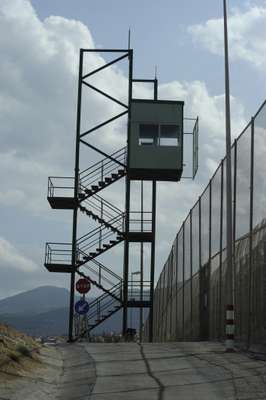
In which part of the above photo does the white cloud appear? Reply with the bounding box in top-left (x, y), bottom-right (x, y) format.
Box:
top-left (0, 189), bottom-right (25, 206)
top-left (0, 0), bottom-right (250, 293)
top-left (0, 237), bottom-right (37, 272)
top-left (188, 6), bottom-right (266, 69)
top-left (159, 80), bottom-right (246, 175)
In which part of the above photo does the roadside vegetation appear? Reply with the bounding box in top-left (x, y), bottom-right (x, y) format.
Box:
top-left (0, 323), bottom-right (41, 374)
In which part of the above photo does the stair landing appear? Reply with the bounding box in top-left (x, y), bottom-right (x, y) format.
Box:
top-left (47, 196), bottom-right (76, 210)
top-left (44, 263), bottom-right (74, 273)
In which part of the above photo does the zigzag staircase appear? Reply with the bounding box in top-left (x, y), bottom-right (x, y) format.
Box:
top-left (45, 147), bottom-right (127, 335)
top-left (79, 147), bottom-right (126, 200)
top-left (76, 260), bottom-right (123, 332)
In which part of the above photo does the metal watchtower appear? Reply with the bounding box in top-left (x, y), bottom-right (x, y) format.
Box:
top-left (44, 47), bottom-right (198, 342)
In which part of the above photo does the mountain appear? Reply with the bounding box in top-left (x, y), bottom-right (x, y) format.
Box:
top-left (0, 307), bottom-right (69, 336)
top-left (0, 286), bottom-right (70, 315)
top-left (0, 286), bottom-right (148, 336)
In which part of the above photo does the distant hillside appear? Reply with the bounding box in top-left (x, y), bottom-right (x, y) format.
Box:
top-left (0, 307), bottom-right (69, 336)
top-left (0, 286), bottom-right (148, 336)
top-left (0, 286), bottom-right (70, 315)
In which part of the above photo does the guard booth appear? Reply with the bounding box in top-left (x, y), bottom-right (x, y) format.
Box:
top-left (128, 99), bottom-right (184, 181)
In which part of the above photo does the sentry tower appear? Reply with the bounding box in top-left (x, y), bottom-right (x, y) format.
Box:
top-left (44, 47), bottom-right (198, 342)
top-left (129, 99), bottom-right (184, 181)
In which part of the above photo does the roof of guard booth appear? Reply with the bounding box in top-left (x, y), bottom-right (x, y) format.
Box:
top-left (131, 99), bottom-right (184, 105)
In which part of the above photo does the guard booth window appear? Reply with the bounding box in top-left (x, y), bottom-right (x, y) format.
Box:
top-left (160, 124), bottom-right (179, 146)
top-left (139, 124), bottom-right (159, 145)
top-left (139, 124), bottom-right (179, 146)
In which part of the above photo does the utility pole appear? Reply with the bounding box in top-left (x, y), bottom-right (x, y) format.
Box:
top-left (223, 0), bottom-right (235, 352)
top-left (139, 180), bottom-right (144, 342)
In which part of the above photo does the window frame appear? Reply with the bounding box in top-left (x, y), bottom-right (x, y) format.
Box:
top-left (138, 122), bottom-right (180, 147)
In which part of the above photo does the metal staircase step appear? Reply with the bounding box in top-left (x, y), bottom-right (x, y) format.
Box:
top-left (84, 189), bottom-right (92, 195)
top-left (98, 181), bottom-right (105, 187)
top-left (118, 169), bottom-right (125, 175)
top-left (96, 248), bottom-right (102, 252)
top-left (89, 252), bottom-right (97, 257)
top-left (111, 173), bottom-right (118, 179)
top-left (105, 177), bottom-right (112, 183)
top-left (91, 185), bottom-right (99, 191)
top-left (103, 244), bottom-right (111, 249)
top-left (109, 240), bottom-right (118, 245)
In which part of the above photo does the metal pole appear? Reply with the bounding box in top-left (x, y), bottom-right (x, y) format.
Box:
top-left (175, 239), bottom-right (178, 340)
top-left (209, 179), bottom-right (212, 338)
top-left (190, 210), bottom-right (193, 338)
top-left (139, 180), bottom-right (144, 342)
top-left (182, 224), bottom-right (185, 340)
top-left (68, 49), bottom-right (83, 342)
top-left (219, 160), bottom-right (224, 338)
top-left (123, 50), bottom-right (133, 336)
top-left (223, 0), bottom-right (235, 352)
top-left (148, 78), bottom-right (158, 342)
top-left (247, 117), bottom-right (254, 347)
top-left (130, 272), bottom-right (133, 328)
top-left (149, 180), bottom-right (156, 342)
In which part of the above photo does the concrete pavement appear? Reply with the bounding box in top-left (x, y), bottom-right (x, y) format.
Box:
top-left (83, 341), bottom-right (266, 400)
top-left (1, 341), bottom-right (266, 399)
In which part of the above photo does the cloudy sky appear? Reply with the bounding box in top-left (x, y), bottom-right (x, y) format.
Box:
top-left (1, 0), bottom-right (265, 299)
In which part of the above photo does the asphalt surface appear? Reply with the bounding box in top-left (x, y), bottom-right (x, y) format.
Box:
top-left (1, 341), bottom-right (266, 399)
top-left (83, 341), bottom-right (266, 400)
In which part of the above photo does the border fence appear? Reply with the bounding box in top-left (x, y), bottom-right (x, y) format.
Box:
top-left (144, 99), bottom-right (266, 347)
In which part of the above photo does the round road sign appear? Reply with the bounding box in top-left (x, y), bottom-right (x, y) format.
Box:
top-left (75, 299), bottom-right (89, 315)
top-left (76, 278), bottom-right (91, 294)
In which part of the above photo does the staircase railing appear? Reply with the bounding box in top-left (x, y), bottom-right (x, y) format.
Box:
top-left (80, 193), bottom-right (122, 223)
top-left (87, 282), bottom-right (123, 328)
top-left (82, 258), bottom-right (122, 288)
top-left (46, 147), bottom-right (126, 200)
top-left (47, 176), bottom-right (74, 199)
top-left (45, 242), bottom-right (73, 266)
top-left (77, 213), bottom-right (125, 255)
top-left (79, 146), bottom-right (126, 190)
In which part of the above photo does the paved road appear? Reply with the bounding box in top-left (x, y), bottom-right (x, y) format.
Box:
top-left (83, 341), bottom-right (266, 400)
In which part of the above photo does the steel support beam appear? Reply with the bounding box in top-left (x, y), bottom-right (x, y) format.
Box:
top-left (68, 49), bottom-right (83, 342)
top-left (122, 50), bottom-right (133, 336)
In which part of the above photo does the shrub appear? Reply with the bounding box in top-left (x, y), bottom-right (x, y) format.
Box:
top-left (8, 351), bottom-right (19, 362)
top-left (16, 344), bottom-right (31, 357)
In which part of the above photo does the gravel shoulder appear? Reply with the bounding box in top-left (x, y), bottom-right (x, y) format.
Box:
top-left (0, 343), bottom-right (96, 400)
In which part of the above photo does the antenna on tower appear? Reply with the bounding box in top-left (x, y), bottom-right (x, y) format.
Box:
top-left (128, 28), bottom-right (131, 49)
top-left (155, 65), bottom-right (158, 79)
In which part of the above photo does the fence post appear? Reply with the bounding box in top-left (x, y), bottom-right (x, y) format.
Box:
top-left (247, 117), bottom-right (255, 348)
top-left (219, 160), bottom-right (224, 339)
top-left (175, 238), bottom-right (179, 340)
top-left (182, 224), bottom-right (185, 340)
top-left (209, 181), bottom-right (212, 338)
top-left (198, 196), bottom-right (202, 339)
top-left (232, 140), bottom-right (237, 336)
top-left (190, 209), bottom-right (193, 338)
